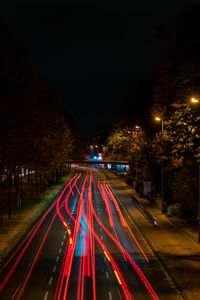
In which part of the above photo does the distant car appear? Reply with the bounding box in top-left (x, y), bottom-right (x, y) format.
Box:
top-left (98, 153), bottom-right (103, 160)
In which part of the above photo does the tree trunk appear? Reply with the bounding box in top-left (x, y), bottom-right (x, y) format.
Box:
top-left (20, 167), bottom-right (23, 207)
top-left (7, 170), bottom-right (12, 219)
top-left (15, 168), bottom-right (20, 208)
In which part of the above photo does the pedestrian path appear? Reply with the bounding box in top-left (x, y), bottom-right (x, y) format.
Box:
top-left (105, 171), bottom-right (200, 300)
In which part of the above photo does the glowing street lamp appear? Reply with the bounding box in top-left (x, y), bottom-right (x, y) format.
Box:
top-left (155, 116), bottom-right (164, 213)
top-left (191, 98), bottom-right (199, 103)
top-left (190, 98), bottom-right (200, 242)
top-left (155, 117), bottom-right (161, 121)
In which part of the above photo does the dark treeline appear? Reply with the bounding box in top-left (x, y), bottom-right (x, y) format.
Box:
top-left (105, 5), bottom-right (200, 227)
top-left (0, 19), bottom-right (86, 222)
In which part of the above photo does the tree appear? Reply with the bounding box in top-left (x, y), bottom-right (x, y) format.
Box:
top-left (0, 19), bottom-right (76, 217)
top-left (151, 105), bottom-right (200, 214)
top-left (151, 105), bottom-right (200, 170)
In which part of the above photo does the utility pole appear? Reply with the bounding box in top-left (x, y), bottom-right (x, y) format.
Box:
top-left (161, 119), bottom-right (164, 213)
top-left (198, 160), bottom-right (200, 242)
top-left (155, 116), bottom-right (165, 213)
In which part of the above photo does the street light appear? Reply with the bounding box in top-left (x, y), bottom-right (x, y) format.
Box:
top-left (155, 116), bottom-right (164, 213)
top-left (191, 98), bottom-right (200, 242)
top-left (191, 98), bottom-right (199, 103)
top-left (155, 117), bottom-right (161, 121)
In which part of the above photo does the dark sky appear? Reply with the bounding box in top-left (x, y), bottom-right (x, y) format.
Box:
top-left (1, 0), bottom-right (200, 138)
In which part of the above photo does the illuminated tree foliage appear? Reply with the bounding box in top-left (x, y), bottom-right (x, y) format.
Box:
top-left (151, 6), bottom-right (200, 219)
top-left (0, 20), bottom-right (75, 173)
top-left (0, 19), bottom-right (82, 219)
top-left (107, 126), bottom-right (149, 171)
top-left (152, 106), bottom-right (200, 170)
top-left (151, 105), bottom-right (200, 216)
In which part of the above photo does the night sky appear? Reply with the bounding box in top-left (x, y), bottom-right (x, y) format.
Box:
top-left (1, 0), bottom-right (200, 138)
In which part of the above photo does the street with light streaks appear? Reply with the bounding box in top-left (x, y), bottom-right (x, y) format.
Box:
top-left (0, 167), bottom-right (178, 300)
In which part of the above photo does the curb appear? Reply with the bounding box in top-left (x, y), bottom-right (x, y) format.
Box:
top-left (131, 196), bottom-right (155, 225)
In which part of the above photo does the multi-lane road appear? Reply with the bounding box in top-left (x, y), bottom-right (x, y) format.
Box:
top-left (0, 167), bottom-right (179, 300)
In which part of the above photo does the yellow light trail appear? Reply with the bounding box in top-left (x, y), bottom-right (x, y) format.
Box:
top-left (104, 251), bottom-right (110, 261)
top-left (114, 270), bottom-right (122, 285)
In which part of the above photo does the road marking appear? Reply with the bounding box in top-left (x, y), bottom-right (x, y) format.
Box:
top-left (49, 277), bottom-right (53, 285)
top-left (108, 291), bottom-right (112, 300)
top-left (100, 228), bottom-right (102, 232)
top-left (59, 248), bottom-right (62, 254)
top-left (101, 235), bottom-right (103, 240)
top-left (56, 256), bottom-right (59, 262)
top-left (106, 271), bottom-right (109, 279)
top-left (61, 241), bottom-right (64, 246)
top-left (53, 265), bottom-right (56, 272)
top-left (44, 291), bottom-right (49, 300)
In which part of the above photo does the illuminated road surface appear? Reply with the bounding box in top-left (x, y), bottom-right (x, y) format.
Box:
top-left (0, 169), bottom-right (177, 300)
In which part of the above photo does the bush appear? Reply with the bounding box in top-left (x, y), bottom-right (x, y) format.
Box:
top-left (171, 161), bottom-right (198, 218)
top-left (125, 175), bottom-right (134, 187)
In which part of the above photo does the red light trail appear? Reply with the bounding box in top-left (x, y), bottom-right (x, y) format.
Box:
top-left (0, 169), bottom-right (159, 300)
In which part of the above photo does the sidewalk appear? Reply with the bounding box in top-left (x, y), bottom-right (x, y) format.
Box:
top-left (105, 171), bottom-right (200, 300)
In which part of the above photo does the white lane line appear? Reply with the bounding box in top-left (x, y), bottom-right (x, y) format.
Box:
top-left (100, 228), bottom-right (102, 232)
top-left (61, 241), bottom-right (64, 246)
top-left (56, 256), bottom-right (59, 262)
top-left (44, 291), bottom-right (49, 300)
top-left (106, 271), bottom-right (109, 279)
top-left (59, 248), bottom-right (62, 254)
top-left (53, 265), bottom-right (56, 272)
top-left (49, 277), bottom-right (53, 285)
top-left (101, 235), bottom-right (103, 240)
top-left (108, 291), bottom-right (112, 300)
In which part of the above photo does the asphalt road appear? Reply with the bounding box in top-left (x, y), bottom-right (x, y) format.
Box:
top-left (0, 168), bottom-right (179, 300)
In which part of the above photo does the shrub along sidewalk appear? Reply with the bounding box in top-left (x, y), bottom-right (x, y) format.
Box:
top-left (0, 172), bottom-right (73, 264)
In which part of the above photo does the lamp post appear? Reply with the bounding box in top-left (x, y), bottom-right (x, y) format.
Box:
top-left (198, 160), bottom-right (200, 243)
top-left (190, 98), bottom-right (200, 242)
top-left (191, 98), bottom-right (199, 103)
top-left (155, 117), bottom-right (165, 213)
